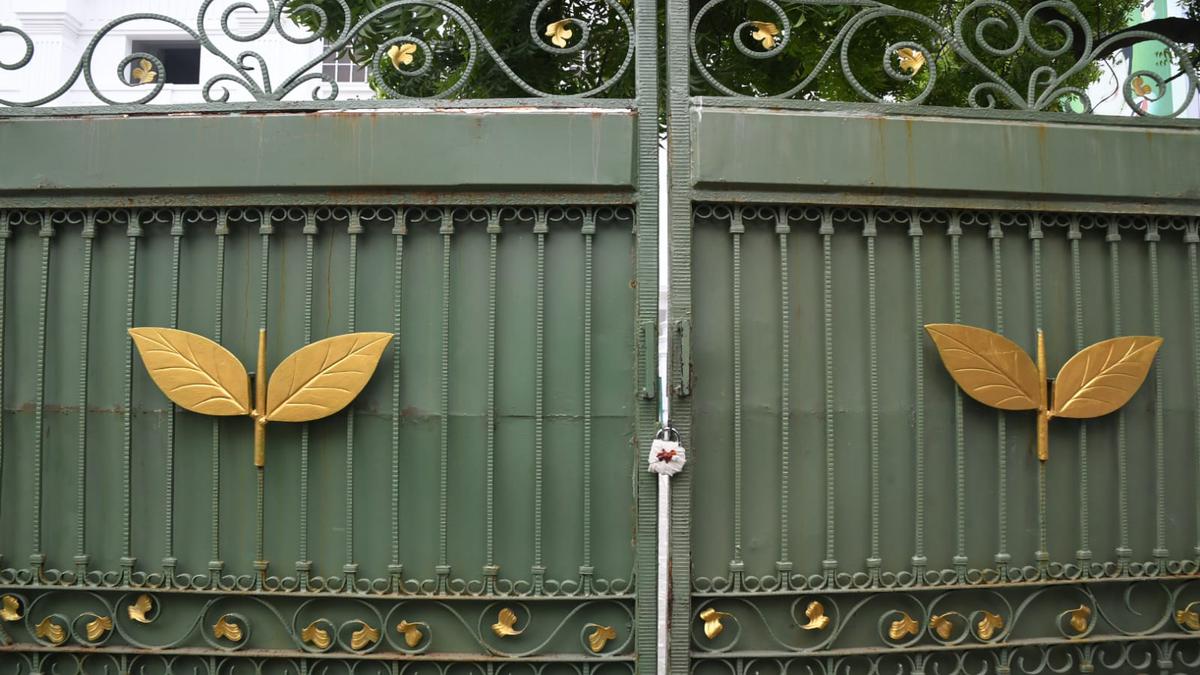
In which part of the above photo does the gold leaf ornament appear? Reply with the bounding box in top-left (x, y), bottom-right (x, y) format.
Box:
top-left (888, 612), bottom-right (919, 641)
top-left (1051, 336), bottom-right (1163, 419)
top-left (749, 21), bottom-right (780, 49)
top-left (1132, 75), bottom-right (1153, 97)
top-left (0, 595), bottom-right (21, 621)
top-left (544, 19), bottom-right (574, 48)
top-left (976, 611), bottom-right (1005, 641)
top-left (350, 622), bottom-right (380, 650)
top-left (128, 328), bottom-right (251, 416)
top-left (132, 58), bottom-right (156, 85)
top-left (300, 621), bottom-right (331, 650)
top-left (587, 624), bottom-right (616, 653)
top-left (492, 608), bottom-right (523, 637)
top-left (396, 620), bottom-right (424, 648)
top-left (930, 613), bottom-right (958, 640)
top-left (801, 601), bottom-right (830, 631)
top-left (212, 615), bottom-right (243, 643)
top-left (35, 617), bottom-right (66, 645)
top-left (127, 594), bottom-right (154, 624)
top-left (85, 615), bottom-right (113, 642)
top-left (1176, 602), bottom-right (1200, 631)
top-left (265, 332), bottom-right (392, 423)
top-left (896, 47), bottom-right (926, 74)
top-left (925, 324), bottom-right (1041, 411)
top-left (387, 43), bottom-right (417, 69)
top-left (699, 608), bottom-right (730, 640)
top-left (1067, 605), bottom-right (1091, 635)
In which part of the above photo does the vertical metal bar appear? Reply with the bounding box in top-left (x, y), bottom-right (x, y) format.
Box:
top-left (1188, 220), bottom-right (1200, 565)
top-left (390, 208), bottom-right (406, 592)
top-left (1147, 221), bottom-right (1168, 569)
top-left (1031, 216), bottom-right (1049, 576)
top-left (1108, 220), bottom-right (1131, 573)
top-left (581, 209), bottom-right (595, 591)
top-left (298, 209), bottom-right (317, 589)
top-left (163, 210), bottom-right (183, 582)
top-left (483, 209), bottom-right (499, 592)
top-left (729, 209), bottom-right (744, 588)
top-left (344, 208), bottom-right (361, 589)
top-left (75, 212), bottom-right (95, 582)
top-left (865, 211), bottom-right (881, 585)
top-left (909, 210), bottom-right (927, 578)
top-left (949, 213), bottom-right (967, 580)
top-left (436, 209), bottom-right (454, 592)
top-left (255, 209), bottom-right (272, 586)
top-left (532, 209), bottom-right (548, 593)
top-left (776, 208), bottom-right (792, 586)
top-left (121, 210), bottom-right (142, 583)
top-left (1069, 218), bottom-right (1090, 575)
top-left (0, 212), bottom-right (7, 555)
top-left (990, 217), bottom-right (1010, 578)
top-left (210, 210), bottom-right (227, 585)
top-left (30, 210), bottom-right (53, 578)
top-left (820, 209), bottom-right (838, 585)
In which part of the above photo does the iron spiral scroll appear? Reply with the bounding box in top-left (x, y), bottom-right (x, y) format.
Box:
top-left (690, 0), bottom-right (1200, 117)
top-left (0, 0), bottom-right (634, 107)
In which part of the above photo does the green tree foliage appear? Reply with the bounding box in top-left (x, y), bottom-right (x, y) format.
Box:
top-left (287, 0), bottom-right (1190, 111)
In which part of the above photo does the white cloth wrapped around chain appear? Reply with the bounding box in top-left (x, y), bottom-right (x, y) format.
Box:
top-left (647, 438), bottom-right (686, 476)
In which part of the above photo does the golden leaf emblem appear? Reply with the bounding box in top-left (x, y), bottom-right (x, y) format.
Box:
top-left (1132, 75), bottom-right (1153, 97)
top-left (587, 624), bottom-right (616, 653)
top-left (35, 617), bottom-right (66, 645)
top-left (976, 611), bottom-right (1004, 641)
top-left (1051, 336), bottom-right (1163, 419)
top-left (1177, 603), bottom-right (1200, 631)
top-left (896, 47), bottom-right (926, 74)
top-left (1067, 605), bottom-right (1091, 635)
top-left (925, 324), bottom-right (1041, 411)
top-left (212, 615), bottom-right (243, 643)
top-left (85, 615), bottom-right (113, 642)
top-left (930, 614), bottom-right (956, 640)
top-left (387, 43), bottom-right (417, 69)
top-left (127, 594), bottom-right (154, 624)
top-left (749, 21), bottom-right (780, 49)
top-left (396, 620), bottom-right (424, 648)
top-left (699, 608), bottom-right (729, 640)
top-left (265, 332), bottom-right (392, 423)
top-left (300, 621), bottom-right (330, 649)
top-left (888, 612), bottom-right (919, 640)
top-left (0, 595), bottom-right (21, 621)
top-left (128, 328), bottom-right (251, 416)
top-left (350, 622), bottom-right (379, 650)
top-left (132, 59), bottom-right (156, 85)
top-left (491, 608), bottom-right (523, 637)
top-left (801, 601), bottom-right (830, 631)
top-left (544, 19), bottom-right (574, 48)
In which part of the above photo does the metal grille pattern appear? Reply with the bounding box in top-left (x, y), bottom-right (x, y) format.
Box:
top-left (683, 204), bottom-right (1200, 673)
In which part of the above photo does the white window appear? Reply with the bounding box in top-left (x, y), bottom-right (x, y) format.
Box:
top-left (322, 43), bottom-right (367, 83)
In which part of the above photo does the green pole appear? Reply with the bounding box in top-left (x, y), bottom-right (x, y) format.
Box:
top-left (1128, 0), bottom-right (1175, 115)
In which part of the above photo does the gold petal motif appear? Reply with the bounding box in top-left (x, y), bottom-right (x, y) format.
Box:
top-left (544, 19), bottom-right (574, 48)
top-left (1132, 75), bottom-right (1153, 97)
top-left (0, 595), bottom-right (21, 621)
top-left (1176, 603), bottom-right (1200, 631)
top-left (1068, 605), bottom-right (1091, 635)
top-left (85, 615), bottom-right (113, 642)
top-left (749, 21), bottom-right (780, 49)
top-left (396, 620), bottom-right (424, 648)
top-left (300, 621), bottom-right (331, 650)
top-left (930, 613), bottom-right (955, 640)
top-left (132, 58), bottom-right (156, 85)
top-left (699, 608), bottom-right (728, 640)
top-left (925, 324), bottom-right (1042, 411)
top-left (801, 601), bottom-right (830, 631)
top-left (128, 328), bottom-right (251, 416)
top-left (977, 611), bottom-right (1005, 641)
top-left (127, 594), bottom-right (154, 624)
top-left (265, 332), bottom-right (392, 423)
top-left (35, 617), bottom-right (66, 645)
top-left (1051, 336), bottom-right (1163, 419)
top-left (587, 624), bottom-right (616, 653)
top-left (212, 615), bottom-right (243, 643)
top-left (896, 47), bottom-right (926, 74)
top-left (387, 43), bottom-right (417, 69)
top-left (350, 622), bottom-right (380, 650)
top-left (492, 608), bottom-right (523, 637)
top-left (888, 612), bottom-right (919, 641)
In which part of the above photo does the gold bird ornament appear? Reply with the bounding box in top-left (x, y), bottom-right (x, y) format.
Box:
top-left (926, 324), bottom-right (1161, 462)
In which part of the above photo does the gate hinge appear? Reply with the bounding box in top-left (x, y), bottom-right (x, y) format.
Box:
top-left (674, 318), bottom-right (692, 398)
top-left (639, 320), bottom-right (657, 400)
